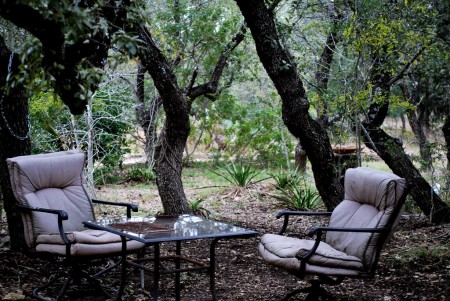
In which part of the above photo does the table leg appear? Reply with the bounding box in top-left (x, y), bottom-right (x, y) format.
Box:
top-left (209, 238), bottom-right (220, 301)
top-left (152, 243), bottom-right (161, 301)
top-left (175, 241), bottom-right (181, 301)
top-left (117, 236), bottom-right (127, 301)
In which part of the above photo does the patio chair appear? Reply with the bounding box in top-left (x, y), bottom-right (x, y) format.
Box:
top-left (6, 150), bottom-right (145, 301)
top-left (259, 167), bottom-right (409, 300)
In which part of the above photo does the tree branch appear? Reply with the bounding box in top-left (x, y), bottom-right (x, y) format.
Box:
top-left (186, 23), bottom-right (247, 101)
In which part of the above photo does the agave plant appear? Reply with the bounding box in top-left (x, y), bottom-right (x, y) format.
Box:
top-left (268, 168), bottom-right (302, 190)
top-left (274, 184), bottom-right (321, 210)
top-left (213, 162), bottom-right (261, 188)
top-left (189, 198), bottom-right (211, 218)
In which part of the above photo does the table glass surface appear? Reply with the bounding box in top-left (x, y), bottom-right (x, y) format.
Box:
top-left (83, 215), bottom-right (257, 243)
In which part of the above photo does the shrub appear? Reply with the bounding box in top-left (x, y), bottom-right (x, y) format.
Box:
top-left (274, 184), bottom-right (321, 211)
top-left (189, 198), bottom-right (211, 218)
top-left (213, 163), bottom-right (261, 188)
top-left (269, 168), bottom-right (302, 190)
top-left (128, 165), bottom-right (156, 182)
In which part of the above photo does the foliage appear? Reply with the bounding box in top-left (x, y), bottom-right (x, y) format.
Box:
top-left (29, 72), bottom-right (134, 171)
top-left (93, 166), bottom-right (125, 185)
top-left (389, 244), bottom-right (450, 269)
top-left (192, 92), bottom-right (295, 166)
top-left (274, 184), bottom-right (321, 211)
top-left (128, 165), bottom-right (156, 182)
top-left (268, 168), bottom-right (302, 190)
top-left (189, 198), bottom-right (211, 218)
top-left (212, 162), bottom-right (261, 188)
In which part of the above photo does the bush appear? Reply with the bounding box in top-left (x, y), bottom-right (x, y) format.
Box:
top-left (213, 163), bottom-right (261, 188)
top-left (189, 198), bottom-right (211, 218)
top-left (128, 165), bottom-right (156, 182)
top-left (274, 184), bottom-right (321, 211)
top-left (269, 168), bottom-right (302, 190)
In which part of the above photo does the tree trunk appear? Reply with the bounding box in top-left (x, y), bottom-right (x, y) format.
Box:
top-left (406, 110), bottom-right (432, 166)
top-left (137, 26), bottom-right (192, 215)
top-left (361, 122), bottom-right (450, 223)
top-left (399, 83), bottom-right (432, 166)
top-left (0, 40), bottom-right (31, 251)
top-left (314, 5), bottom-right (342, 128)
top-left (443, 115), bottom-right (450, 171)
top-left (235, 0), bottom-right (343, 210)
top-left (135, 62), bottom-right (162, 168)
top-left (294, 141), bottom-right (307, 173)
top-left (363, 53), bottom-right (450, 223)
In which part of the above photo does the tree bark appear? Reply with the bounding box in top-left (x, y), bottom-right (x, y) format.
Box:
top-left (137, 26), bottom-right (192, 215)
top-left (135, 62), bottom-right (162, 168)
top-left (134, 20), bottom-right (246, 213)
top-left (314, 5), bottom-right (342, 128)
top-left (0, 1), bottom-right (131, 115)
top-left (363, 53), bottom-right (450, 224)
top-left (443, 115), bottom-right (450, 171)
top-left (361, 122), bottom-right (450, 223)
top-left (235, 0), bottom-right (343, 210)
top-left (0, 37), bottom-right (31, 251)
top-left (294, 141), bottom-right (307, 173)
top-left (399, 83), bottom-right (432, 166)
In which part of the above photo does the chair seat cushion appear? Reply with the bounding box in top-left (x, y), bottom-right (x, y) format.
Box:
top-left (35, 230), bottom-right (144, 256)
top-left (259, 234), bottom-right (363, 276)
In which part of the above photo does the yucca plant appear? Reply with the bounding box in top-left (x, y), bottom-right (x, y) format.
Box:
top-left (213, 163), bottom-right (261, 188)
top-left (274, 184), bottom-right (321, 210)
top-left (269, 168), bottom-right (302, 190)
top-left (189, 198), bottom-right (211, 218)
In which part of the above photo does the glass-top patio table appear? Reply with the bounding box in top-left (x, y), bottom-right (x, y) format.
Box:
top-left (83, 215), bottom-right (258, 301)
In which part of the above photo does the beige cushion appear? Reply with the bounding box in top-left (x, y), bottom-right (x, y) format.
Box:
top-left (326, 167), bottom-right (406, 268)
top-left (259, 234), bottom-right (363, 276)
top-left (6, 151), bottom-right (145, 258)
top-left (7, 150), bottom-right (95, 247)
top-left (37, 229), bottom-right (127, 245)
top-left (36, 230), bottom-right (145, 256)
top-left (259, 167), bottom-right (406, 277)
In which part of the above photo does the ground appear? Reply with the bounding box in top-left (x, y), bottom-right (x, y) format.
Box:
top-left (1, 181), bottom-right (450, 301)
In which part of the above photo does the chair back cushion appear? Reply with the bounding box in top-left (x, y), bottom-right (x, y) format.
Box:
top-left (325, 167), bottom-right (406, 269)
top-left (7, 151), bottom-right (95, 247)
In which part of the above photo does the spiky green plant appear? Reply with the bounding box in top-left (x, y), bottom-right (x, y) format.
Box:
top-left (269, 168), bottom-right (302, 190)
top-left (213, 163), bottom-right (261, 188)
top-left (189, 198), bottom-right (211, 218)
top-left (274, 184), bottom-right (321, 210)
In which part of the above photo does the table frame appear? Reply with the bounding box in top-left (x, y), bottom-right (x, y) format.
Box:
top-left (83, 215), bottom-right (257, 301)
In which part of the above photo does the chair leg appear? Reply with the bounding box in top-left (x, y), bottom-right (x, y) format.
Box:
top-left (32, 260), bottom-right (119, 301)
top-left (32, 271), bottom-right (72, 301)
top-left (281, 279), bottom-right (337, 301)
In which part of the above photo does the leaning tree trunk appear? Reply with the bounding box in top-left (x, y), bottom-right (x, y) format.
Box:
top-left (235, 0), bottom-right (343, 210)
top-left (364, 51), bottom-right (450, 224)
top-left (0, 41), bottom-right (31, 251)
top-left (137, 26), bottom-right (192, 215)
top-left (443, 115), bottom-right (450, 171)
top-left (361, 123), bottom-right (450, 224)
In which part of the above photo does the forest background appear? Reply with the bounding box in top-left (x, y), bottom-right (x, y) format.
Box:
top-left (0, 0), bottom-right (449, 252)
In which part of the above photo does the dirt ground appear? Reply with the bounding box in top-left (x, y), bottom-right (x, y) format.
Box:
top-left (1, 184), bottom-right (450, 301)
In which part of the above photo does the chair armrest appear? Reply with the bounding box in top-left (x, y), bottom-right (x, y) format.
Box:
top-left (16, 203), bottom-right (72, 247)
top-left (16, 203), bottom-right (69, 220)
top-left (307, 226), bottom-right (390, 238)
top-left (92, 199), bottom-right (139, 218)
top-left (298, 226), bottom-right (391, 262)
top-left (276, 210), bottom-right (332, 235)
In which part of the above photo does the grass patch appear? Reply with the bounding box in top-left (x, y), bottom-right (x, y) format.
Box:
top-left (388, 244), bottom-right (450, 271)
